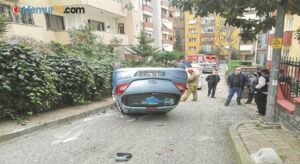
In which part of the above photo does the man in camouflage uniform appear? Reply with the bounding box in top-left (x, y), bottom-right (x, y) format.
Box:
top-left (181, 68), bottom-right (199, 101)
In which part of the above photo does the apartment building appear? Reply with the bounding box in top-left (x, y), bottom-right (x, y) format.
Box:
top-left (185, 12), bottom-right (239, 58)
top-left (1, 0), bottom-right (141, 47)
top-left (141, 0), bottom-right (174, 51)
top-left (173, 8), bottom-right (185, 52)
top-left (263, 13), bottom-right (300, 69)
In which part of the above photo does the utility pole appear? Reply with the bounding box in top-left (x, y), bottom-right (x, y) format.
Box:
top-left (265, 0), bottom-right (288, 123)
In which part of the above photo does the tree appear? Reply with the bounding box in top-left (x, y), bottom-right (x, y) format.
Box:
top-left (170, 0), bottom-right (300, 42)
top-left (171, 0), bottom-right (300, 123)
top-left (130, 31), bottom-right (159, 62)
top-left (173, 30), bottom-right (184, 53)
top-left (296, 28), bottom-right (300, 40)
top-left (0, 15), bottom-right (8, 38)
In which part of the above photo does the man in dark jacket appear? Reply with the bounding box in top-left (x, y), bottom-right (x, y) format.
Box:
top-left (254, 69), bottom-right (270, 116)
top-left (225, 68), bottom-right (248, 106)
top-left (206, 70), bottom-right (220, 98)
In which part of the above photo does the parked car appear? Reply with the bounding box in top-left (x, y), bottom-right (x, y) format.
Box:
top-left (112, 68), bottom-right (188, 114)
top-left (202, 63), bottom-right (218, 73)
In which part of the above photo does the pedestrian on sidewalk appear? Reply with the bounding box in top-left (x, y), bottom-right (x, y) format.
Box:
top-left (206, 70), bottom-right (220, 98)
top-left (181, 68), bottom-right (199, 101)
top-left (254, 69), bottom-right (270, 116)
top-left (245, 72), bottom-right (261, 104)
top-left (224, 67), bottom-right (248, 106)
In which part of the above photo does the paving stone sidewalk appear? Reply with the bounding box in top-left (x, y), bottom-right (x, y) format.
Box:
top-left (0, 98), bottom-right (114, 143)
top-left (237, 121), bottom-right (300, 164)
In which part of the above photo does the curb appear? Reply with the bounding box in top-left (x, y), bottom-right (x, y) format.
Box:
top-left (228, 120), bottom-right (258, 164)
top-left (0, 103), bottom-right (115, 143)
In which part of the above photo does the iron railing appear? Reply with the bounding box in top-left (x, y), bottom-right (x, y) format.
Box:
top-left (279, 57), bottom-right (300, 102)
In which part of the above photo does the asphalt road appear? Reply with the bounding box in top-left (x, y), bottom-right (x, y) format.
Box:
top-left (0, 65), bottom-right (255, 164)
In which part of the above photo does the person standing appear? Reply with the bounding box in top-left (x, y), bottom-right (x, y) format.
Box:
top-left (206, 70), bottom-right (221, 98)
top-left (181, 68), bottom-right (199, 101)
top-left (225, 68), bottom-right (248, 106)
top-left (245, 73), bottom-right (260, 104)
top-left (175, 60), bottom-right (185, 69)
top-left (254, 69), bottom-right (270, 116)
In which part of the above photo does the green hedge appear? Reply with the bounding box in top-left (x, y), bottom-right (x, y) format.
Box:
top-left (0, 43), bottom-right (112, 119)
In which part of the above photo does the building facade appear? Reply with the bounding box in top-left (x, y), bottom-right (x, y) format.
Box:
top-left (265, 14), bottom-right (300, 69)
top-left (141, 0), bottom-right (174, 51)
top-left (1, 0), bottom-right (138, 46)
top-left (184, 12), bottom-right (239, 58)
top-left (173, 8), bottom-right (185, 53)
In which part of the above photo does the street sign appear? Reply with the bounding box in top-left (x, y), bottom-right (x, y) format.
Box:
top-left (272, 38), bottom-right (282, 49)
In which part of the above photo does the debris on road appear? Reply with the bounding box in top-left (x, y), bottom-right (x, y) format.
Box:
top-left (116, 153), bottom-right (132, 162)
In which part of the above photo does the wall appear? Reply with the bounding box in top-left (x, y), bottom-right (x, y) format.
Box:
top-left (276, 105), bottom-right (300, 134)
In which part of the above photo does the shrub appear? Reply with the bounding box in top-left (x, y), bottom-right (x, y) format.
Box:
top-left (45, 54), bottom-right (97, 105)
top-left (0, 43), bottom-right (59, 117)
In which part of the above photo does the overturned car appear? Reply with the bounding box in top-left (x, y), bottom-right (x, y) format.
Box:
top-left (112, 68), bottom-right (188, 114)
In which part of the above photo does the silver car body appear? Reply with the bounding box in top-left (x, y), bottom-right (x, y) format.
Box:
top-left (112, 67), bottom-right (188, 114)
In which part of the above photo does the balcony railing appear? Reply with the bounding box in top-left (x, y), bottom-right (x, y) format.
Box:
top-left (161, 27), bottom-right (173, 33)
top-left (279, 57), bottom-right (300, 103)
top-left (161, 1), bottom-right (169, 8)
top-left (143, 5), bottom-right (153, 13)
top-left (143, 22), bottom-right (154, 29)
top-left (162, 39), bottom-right (173, 44)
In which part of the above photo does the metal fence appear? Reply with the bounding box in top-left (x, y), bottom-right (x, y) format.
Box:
top-left (279, 57), bottom-right (300, 102)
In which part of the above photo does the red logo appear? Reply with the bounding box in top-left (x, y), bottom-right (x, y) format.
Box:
top-left (12, 5), bottom-right (20, 14)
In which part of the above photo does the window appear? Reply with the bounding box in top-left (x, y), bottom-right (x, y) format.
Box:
top-left (201, 37), bottom-right (213, 43)
top-left (189, 28), bottom-right (197, 34)
top-left (189, 38), bottom-right (196, 42)
top-left (143, 15), bottom-right (152, 23)
top-left (202, 45), bottom-right (212, 51)
top-left (287, 17), bottom-right (293, 31)
top-left (173, 11), bottom-right (180, 17)
top-left (267, 45), bottom-right (273, 60)
top-left (143, 0), bottom-right (152, 7)
top-left (201, 27), bottom-right (214, 33)
top-left (45, 14), bottom-right (65, 30)
top-left (189, 46), bottom-right (196, 51)
top-left (88, 20), bottom-right (105, 31)
top-left (201, 17), bottom-right (214, 24)
top-left (118, 23), bottom-right (125, 34)
top-left (161, 9), bottom-right (168, 18)
top-left (189, 19), bottom-right (197, 24)
top-left (0, 5), bottom-right (34, 24)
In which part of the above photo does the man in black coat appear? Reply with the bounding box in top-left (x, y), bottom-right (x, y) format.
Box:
top-left (225, 67), bottom-right (248, 106)
top-left (206, 70), bottom-right (221, 98)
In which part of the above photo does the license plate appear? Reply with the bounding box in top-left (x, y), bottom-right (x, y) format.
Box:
top-left (137, 71), bottom-right (164, 77)
top-left (147, 106), bottom-right (157, 110)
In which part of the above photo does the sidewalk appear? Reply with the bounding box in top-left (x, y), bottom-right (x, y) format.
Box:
top-left (229, 120), bottom-right (300, 164)
top-left (0, 98), bottom-right (114, 143)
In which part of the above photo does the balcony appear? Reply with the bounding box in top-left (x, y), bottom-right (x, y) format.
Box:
top-left (283, 31), bottom-right (293, 47)
top-left (162, 27), bottom-right (173, 33)
top-left (94, 31), bottom-right (128, 45)
top-left (162, 39), bottom-right (173, 44)
top-left (161, 1), bottom-right (169, 9)
top-left (143, 5), bottom-right (153, 13)
top-left (49, 0), bottom-right (127, 17)
top-left (5, 23), bottom-right (46, 42)
top-left (143, 22), bottom-right (154, 29)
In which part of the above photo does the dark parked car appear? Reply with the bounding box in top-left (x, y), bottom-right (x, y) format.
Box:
top-left (112, 68), bottom-right (188, 114)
